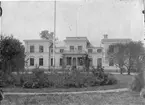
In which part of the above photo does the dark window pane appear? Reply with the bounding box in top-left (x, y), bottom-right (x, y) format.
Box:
top-left (60, 58), bottom-right (63, 66)
top-left (30, 58), bottom-right (34, 66)
top-left (70, 46), bottom-right (74, 51)
top-left (30, 46), bottom-right (34, 53)
top-left (60, 49), bottom-right (64, 53)
top-left (51, 58), bottom-right (53, 66)
top-left (39, 46), bottom-right (43, 53)
top-left (78, 46), bottom-right (82, 51)
top-left (39, 58), bottom-right (43, 66)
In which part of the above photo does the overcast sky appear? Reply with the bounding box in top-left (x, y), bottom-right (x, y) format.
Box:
top-left (0, 0), bottom-right (144, 46)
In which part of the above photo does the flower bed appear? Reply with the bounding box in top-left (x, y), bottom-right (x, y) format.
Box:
top-left (0, 67), bottom-right (117, 89)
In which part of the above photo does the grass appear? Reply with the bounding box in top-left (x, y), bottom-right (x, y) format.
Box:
top-left (1, 91), bottom-right (145, 105)
top-left (1, 74), bottom-right (141, 105)
top-left (2, 74), bottom-right (133, 93)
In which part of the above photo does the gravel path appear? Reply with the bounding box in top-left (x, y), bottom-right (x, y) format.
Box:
top-left (4, 88), bottom-right (129, 95)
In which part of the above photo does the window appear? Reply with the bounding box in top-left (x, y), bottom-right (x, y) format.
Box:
top-left (70, 46), bottom-right (74, 51)
top-left (30, 58), bottom-right (34, 66)
top-left (67, 57), bottom-right (71, 65)
top-left (97, 49), bottom-right (102, 53)
top-left (30, 45), bottom-right (34, 53)
top-left (109, 45), bottom-right (114, 53)
top-left (60, 49), bottom-right (64, 53)
top-left (109, 58), bottom-right (114, 66)
top-left (39, 45), bottom-right (43, 53)
top-left (78, 46), bottom-right (82, 51)
top-left (39, 58), bottom-right (43, 66)
top-left (51, 58), bottom-right (53, 66)
top-left (88, 49), bottom-right (93, 53)
top-left (60, 58), bottom-right (63, 66)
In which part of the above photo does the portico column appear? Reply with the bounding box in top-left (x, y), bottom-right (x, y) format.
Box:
top-left (76, 57), bottom-right (78, 66)
top-left (71, 57), bottom-right (73, 66)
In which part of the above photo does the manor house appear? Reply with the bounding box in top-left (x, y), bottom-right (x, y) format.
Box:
top-left (24, 35), bottom-right (131, 70)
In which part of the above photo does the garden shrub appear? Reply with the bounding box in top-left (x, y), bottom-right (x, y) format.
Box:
top-left (130, 72), bottom-right (144, 92)
top-left (103, 73), bottom-right (117, 85)
top-left (0, 71), bottom-right (16, 87)
top-left (22, 69), bottom-right (52, 88)
top-left (21, 67), bottom-right (117, 89)
top-left (92, 66), bottom-right (117, 86)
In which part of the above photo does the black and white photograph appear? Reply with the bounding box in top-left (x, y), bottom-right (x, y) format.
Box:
top-left (0, 0), bottom-right (145, 104)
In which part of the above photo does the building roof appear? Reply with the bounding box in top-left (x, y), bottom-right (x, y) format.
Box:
top-left (23, 39), bottom-right (52, 42)
top-left (55, 41), bottom-right (65, 48)
top-left (65, 37), bottom-right (89, 41)
top-left (101, 38), bottom-right (132, 44)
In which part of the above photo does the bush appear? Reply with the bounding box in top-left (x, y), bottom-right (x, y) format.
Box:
top-left (92, 66), bottom-right (117, 86)
top-left (130, 73), bottom-right (144, 92)
top-left (22, 69), bottom-right (52, 88)
top-left (0, 71), bottom-right (16, 87)
top-left (19, 67), bottom-right (117, 89)
top-left (104, 73), bottom-right (117, 85)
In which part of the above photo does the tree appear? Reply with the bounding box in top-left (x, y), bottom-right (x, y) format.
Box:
top-left (83, 54), bottom-right (90, 72)
top-left (107, 41), bottom-right (145, 75)
top-left (107, 43), bottom-right (127, 74)
top-left (39, 30), bottom-right (58, 41)
top-left (39, 30), bottom-right (58, 70)
top-left (125, 41), bottom-right (145, 75)
top-left (0, 35), bottom-right (25, 74)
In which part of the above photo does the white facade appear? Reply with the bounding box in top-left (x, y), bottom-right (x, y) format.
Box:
top-left (24, 37), bottom-right (103, 70)
top-left (24, 36), bottom-right (132, 70)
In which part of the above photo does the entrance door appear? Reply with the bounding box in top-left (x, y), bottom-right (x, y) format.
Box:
top-left (73, 58), bottom-right (76, 66)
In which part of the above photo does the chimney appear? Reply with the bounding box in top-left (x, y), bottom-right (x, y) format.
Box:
top-left (104, 34), bottom-right (108, 39)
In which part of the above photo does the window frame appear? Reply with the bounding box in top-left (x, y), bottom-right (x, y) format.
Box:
top-left (60, 58), bottom-right (63, 66)
top-left (78, 46), bottom-right (82, 51)
top-left (60, 49), bottom-right (64, 53)
top-left (30, 45), bottom-right (34, 53)
top-left (39, 45), bottom-right (44, 53)
top-left (39, 58), bottom-right (43, 66)
top-left (51, 58), bottom-right (53, 66)
top-left (30, 58), bottom-right (34, 66)
top-left (70, 46), bottom-right (74, 51)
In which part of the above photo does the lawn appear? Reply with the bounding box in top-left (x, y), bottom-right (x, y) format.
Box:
top-left (1, 74), bottom-right (140, 105)
top-left (2, 74), bottom-right (133, 93)
top-left (1, 91), bottom-right (144, 105)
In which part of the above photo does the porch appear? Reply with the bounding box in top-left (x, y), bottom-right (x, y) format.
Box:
top-left (62, 51), bottom-right (92, 69)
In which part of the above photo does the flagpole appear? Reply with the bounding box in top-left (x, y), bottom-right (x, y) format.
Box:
top-left (53, 0), bottom-right (56, 71)
top-left (0, 1), bottom-right (2, 39)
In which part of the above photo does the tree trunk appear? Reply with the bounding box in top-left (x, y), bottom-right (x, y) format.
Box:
top-left (128, 67), bottom-right (131, 75)
top-left (120, 68), bottom-right (123, 74)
